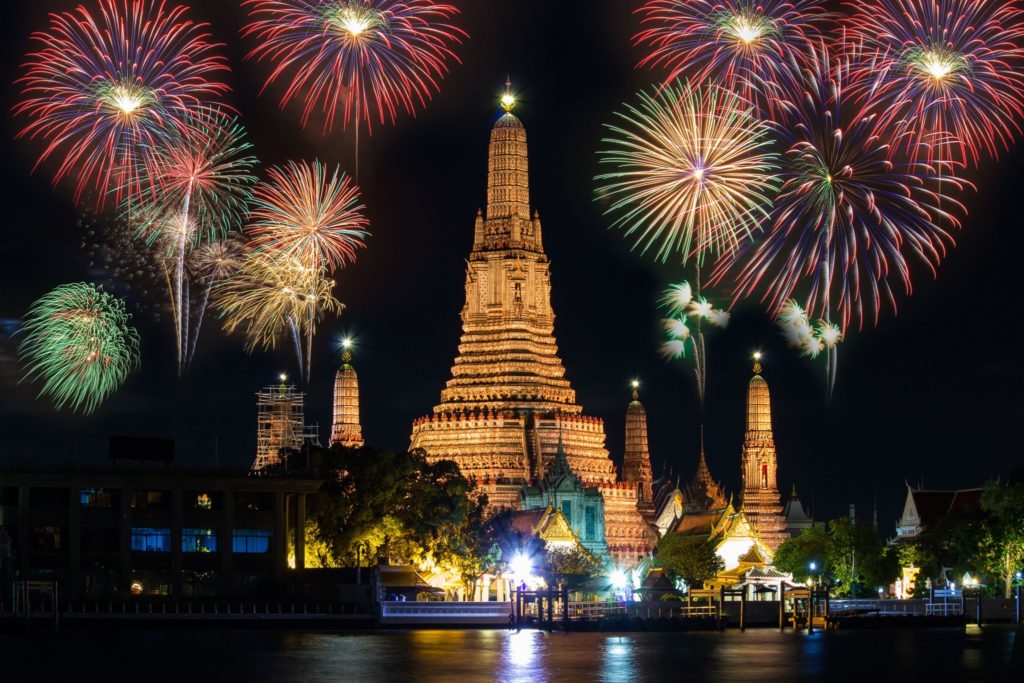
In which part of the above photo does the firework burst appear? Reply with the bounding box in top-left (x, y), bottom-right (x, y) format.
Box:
top-left (245, 160), bottom-right (368, 272)
top-left (216, 252), bottom-right (342, 381)
top-left (15, 0), bottom-right (230, 207)
top-left (712, 42), bottom-right (970, 395)
top-left (635, 0), bottom-right (829, 110)
top-left (133, 107), bottom-right (258, 375)
top-left (596, 82), bottom-right (779, 264)
top-left (596, 83), bottom-right (777, 407)
top-left (846, 0), bottom-right (1024, 167)
top-left (242, 0), bottom-right (465, 169)
top-left (18, 283), bottom-right (140, 414)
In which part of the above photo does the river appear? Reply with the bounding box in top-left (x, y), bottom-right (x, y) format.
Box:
top-left (1, 626), bottom-right (1021, 681)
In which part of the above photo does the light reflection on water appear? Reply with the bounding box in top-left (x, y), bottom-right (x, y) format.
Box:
top-left (1, 627), bottom-right (1020, 682)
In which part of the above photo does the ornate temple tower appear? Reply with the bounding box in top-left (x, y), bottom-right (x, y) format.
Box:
top-left (330, 345), bottom-right (364, 448)
top-left (739, 356), bottom-right (789, 551)
top-left (409, 83), bottom-right (615, 508)
top-left (622, 382), bottom-right (654, 506)
top-left (684, 429), bottom-right (728, 514)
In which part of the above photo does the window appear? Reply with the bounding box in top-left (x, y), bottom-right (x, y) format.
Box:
top-left (560, 499), bottom-right (573, 525)
top-left (232, 530), bottom-right (271, 554)
top-left (131, 491), bottom-right (168, 509)
top-left (31, 487), bottom-right (69, 509)
top-left (195, 493), bottom-right (213, 510)
top-left (235, 493), bottom-right (273, 512)
top-left (32, 526), bottom-right (62, 551)
top-left (81, 488), bottom-right (114, 508)
top-left (131, 528), bottom-right (171, 552)
top-left (182, 529), bottom-right (218, 553)
top-left (82, 527), bottom-right (117, 551)
top-left (585, 506), bottom-right (596, 541)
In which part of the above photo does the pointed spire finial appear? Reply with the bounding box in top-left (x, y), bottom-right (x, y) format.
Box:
top-left (753, 351), bottom-right (763, 375)
top-left (341, 337), bottom-right (353, 363)
top-left (501, 76), bottom-right (516, 113)
top-left (631, 379), bottom-right (639, 401)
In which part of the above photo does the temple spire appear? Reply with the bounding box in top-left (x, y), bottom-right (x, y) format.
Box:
top-left (486, 77), bottom-right (532, 225)
top-left (739, 353), bottom-right (788, 550)
top-left (330, 339), bottom-right (364, 448)
top-left (623, 380), bottom-right (654, 503)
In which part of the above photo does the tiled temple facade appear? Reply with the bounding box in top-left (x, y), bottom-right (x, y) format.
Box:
top-left (330, 349), bottom-right (364, 448)
top-left (409, 95), bottom-right (653, 566)
top-left (739, 360), bottom-right (789, 551)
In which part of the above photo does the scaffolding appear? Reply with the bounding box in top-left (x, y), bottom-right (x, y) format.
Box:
top-left (254, 380), bottom-right (308, 472)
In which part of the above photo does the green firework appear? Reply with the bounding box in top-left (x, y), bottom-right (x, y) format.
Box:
top-left (18, 283), bottom-right (140, 414)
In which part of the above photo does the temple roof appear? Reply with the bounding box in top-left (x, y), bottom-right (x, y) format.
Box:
top-left (783, 485), bottom-right (812, 524)
top-left (908, 488), bottom-right (982, 528)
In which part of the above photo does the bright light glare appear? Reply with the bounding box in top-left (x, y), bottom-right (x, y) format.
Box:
top-left (342, 337), bottom-right (353, 349)
top-left (609, 568), bottom-right (628, 591)
top-left (733, 18), bottom-right (761, 44)
top-left (509, 553), bottom-right (533, 582)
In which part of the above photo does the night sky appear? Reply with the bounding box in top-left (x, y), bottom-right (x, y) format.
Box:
top-left (1, 1), bottom-right (1022, 533)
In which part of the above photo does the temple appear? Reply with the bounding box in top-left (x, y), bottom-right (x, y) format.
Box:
top-left (738, 356), bottom-right (789, 551)
top-left (409, 83), bottom-right (653, 567)
top-left (622, 382), bottom-right (655, 511)
top-left (682, 429), bottom-right (727, 514)
top-left (330, 343), bottom-right (364, 448)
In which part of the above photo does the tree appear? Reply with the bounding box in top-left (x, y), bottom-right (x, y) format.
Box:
top-left (654, 534), bottom-right (724, 589)
top-left (544, 545), bottom-right (603, 589)
top-left (772, 524), bottom-right (829, 583)
top-left (826, 517), bottom-right (900, 597)
top-left (772, 519), bottom-right (899, 596)
top-left (299, 445), bottom-right (484, 578)
top-left (978, 480), bottom-right (1024, 598)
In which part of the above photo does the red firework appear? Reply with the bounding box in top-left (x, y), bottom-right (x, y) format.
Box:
top-left (241, 0), bottom-right (465, 136)
top-left (14, 0), bottom-right (231, 208)
top-left (846, 0), bottom-right (1024, 167)
top-left (635, 0), bottom-right (830, 110)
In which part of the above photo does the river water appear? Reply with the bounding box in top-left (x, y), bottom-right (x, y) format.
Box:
top-left (1, 626), bottom-right (1021, 681)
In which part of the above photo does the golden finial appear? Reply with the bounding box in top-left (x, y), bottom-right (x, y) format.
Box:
top-left (631, 379), bottom-right (639, 401)
top-left (341, 337), bottom-right (353, 363)
top-left (501, 76), bottom-right (516, 113)
top-left (753, 351), bottom-right (762, 375)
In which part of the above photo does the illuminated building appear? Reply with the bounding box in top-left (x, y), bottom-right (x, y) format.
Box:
top-left (254, 377), bottom-right (318, 471)
top-left (623, 384), bottom-right (655, 510)
top-left (891, 485), bottom-right (982, 598)
top-left (330, 346), bottom-right (365, 448)
top-left (669, 500), bottom-right (779, 588)
top-left (738, 358), bottom-right (789, 551)
top-left (520, 437), bottom-right (607, 558)
top-left (408, 84), bottom-right (653, 567)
